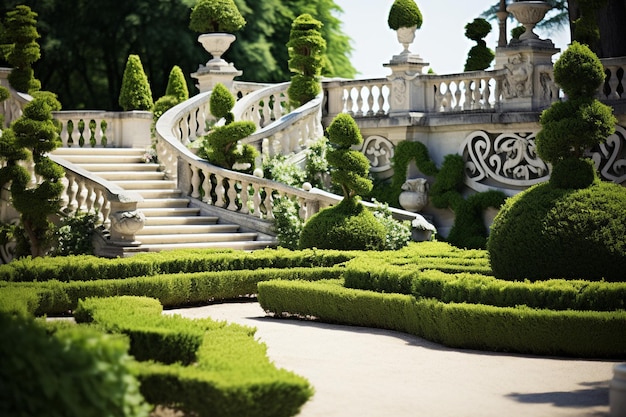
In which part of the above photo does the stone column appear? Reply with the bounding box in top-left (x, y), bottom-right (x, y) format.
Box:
top-left (192, 63), bottom-right (242, 93)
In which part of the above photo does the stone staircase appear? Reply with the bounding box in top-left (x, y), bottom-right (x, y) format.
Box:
top-left (52, 147), bottom-right (277, 253)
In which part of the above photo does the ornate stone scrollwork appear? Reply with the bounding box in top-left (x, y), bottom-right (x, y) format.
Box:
top-left (588, 125), bottom-right (626, 185)
top-left (462, 131), bottom-right (550, 193)
top-left (503, 53), bottom-right (534, 98)
top-left (390, 77), bottom-right (407, 107)
top-left (362, 135), bottom-right (394, 174)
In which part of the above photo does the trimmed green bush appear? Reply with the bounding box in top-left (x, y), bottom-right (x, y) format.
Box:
top-left (464, 18), bottom-right (494, 71)
top-left (165, 65), bottom-right (189, 102)
top-left (0, 312), bottom-right (150, 417)
top-left (258, 279), bottom-right (626, 358)
top-left (287, 14), bottom-right (325, 107)
top-left (299, 198), bottom-right (386, 251)
top-left (118, 54), bottom-right (153, 111)
top-left (387, 0), bottom-right (423, 30)
top-left (2, 5), bottom-right (42, 93)
top-left (488, 181), bottom-right (626, 282)
top-left (189, 0), bottom-right (246, 33)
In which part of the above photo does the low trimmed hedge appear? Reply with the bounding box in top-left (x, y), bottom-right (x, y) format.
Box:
top-left (0, 267), bottom-right (343, 316)
top-left (0, 248), bottom-right (353, 282)
top-left (344, 261), bottom-right (626, 311)
top-left (257, 279), bottom-right (626, 358)
top-left (76, 296), bottom-right (313, 417)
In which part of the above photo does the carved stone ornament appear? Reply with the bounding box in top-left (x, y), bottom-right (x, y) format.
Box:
top-left (588, 125), bottom-right (626, 186)
top-left (391, 77), bottom-right (408, 107)
top-left (396, 25), bottom-right (417, 55)
top-left (110, 210), bottom-right (146, 237)
top-left (503, 53), bottom-right (534, 99)
top-left (462, 130), bottom-right (550, 193)
top-left (362, 135), bottom-right (395, 173)
top-left (399, 178), bottom-right (428, 212)
top-left (198, 33), bottom-right (236, 66)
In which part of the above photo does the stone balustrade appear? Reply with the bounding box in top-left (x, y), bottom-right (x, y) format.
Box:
top-left (600, 57), bottom-right (626, 101)
top-left (324, 78), bottom-right (390, 120)
top-left (424, 70), bottom-right (507, 112)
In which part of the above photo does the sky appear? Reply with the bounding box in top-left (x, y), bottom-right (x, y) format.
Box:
top-left (332, 0), bottom-right (572, 79)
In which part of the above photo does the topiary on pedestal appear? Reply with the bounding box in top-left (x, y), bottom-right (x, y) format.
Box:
top-left (287, 14), bottom-right (326, 108)
top-left (387, 0), bottom-right (423, 30)
top-left (198, 83), bottom-right (257, 173)
top-left (299, 113), bottom-right (385, 250)
top-left (189, 0), bottom-right (246, 34)
top-left (464, 18), bottom-right (494, 71)
top-left (487, 42), bottom-right (625, 282)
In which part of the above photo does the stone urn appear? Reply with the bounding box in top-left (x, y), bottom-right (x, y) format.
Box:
top-left (506, 1), bottom-right (552, 42)
top-left (399, 177), bottom-right (428, 212)
top-left (198, 33), bottom-right (236, 66)
top-left (396, 25), bottom-right (417, 55)
top-left (110, 210), bottom-right (146, 238)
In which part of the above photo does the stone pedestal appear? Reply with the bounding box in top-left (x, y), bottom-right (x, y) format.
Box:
top-left (384, 55), bottom-right (430, 116)
top-left (192, 63), bottom-right (242, 93)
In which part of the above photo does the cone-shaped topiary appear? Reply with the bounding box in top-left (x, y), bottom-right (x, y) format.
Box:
top-left (118, 54), bottom-right (153, 111)
top-left (165, 65), bottom-right (189, 103)
top-left (198, 83), bottom-right (257, 173)
top-left (287, 14), bottom-right (326, 108)
top-left (189, 0), bottom-right (246, 33)
top-left (387, 0), bottom-right (423, 30)
top-left (464, 18), bottom-right (494, 71)
top-left (1, 5), bottom-right (42, 93)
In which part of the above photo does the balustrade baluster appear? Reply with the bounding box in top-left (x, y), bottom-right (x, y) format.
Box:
top-left (607, 66), bottom-right (621, 100)
top-left (463, 80), bottom-right (473, 111)
top-left (443, 83), bottom-right (453, 112)
top-left (453, 82), bottom-right (462, 111)
top-left (377, 85), bottom-right (386, 115)
top-left (240, 181), bottom-right (250, 214)
top-left (355, 87), bottom-right (364, 117)
top-left (366, 86), bottom-right (375, 116)
top-left (297, 197), bottom-right (307, 220)
top-left (483, 78), bottom-right (492, 109)
top-left (181, 116), bottom-right (190, 145)
top-left (252, 184), bottom-right (262, 218)
top-left (190, 165), bottom-right (201, 199)
top-left (215, 174), bottom-right (226, 208)
top-left (94, 189), bottom-right (105, 223)
top-left (75, 179), bottom-right (86, 210)
top-left (201, 168), bottom-right (213, 204)
top-left (66, 175), bottom-right (77, 212)
top-left (84, 185), bottom-right (94, 212)
top-left (346, 88), bottom-right (354, 116)
top-left (434, 83), bottom-right (444, 112)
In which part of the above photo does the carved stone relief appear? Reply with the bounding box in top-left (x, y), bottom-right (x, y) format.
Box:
top-left (503, 53), bottom-right (534, 99)
top-left (588, 125), bottom-right (626, 186)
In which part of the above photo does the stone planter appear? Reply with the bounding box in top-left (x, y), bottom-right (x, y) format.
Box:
top-left (399, 178), bottom-right (428, 212)
top-left (396, 25), bottom-right (417, 55)
top-left (198, 33), bottom-right (236, 66)
top-left (507, 1), bottom-right (551, 42)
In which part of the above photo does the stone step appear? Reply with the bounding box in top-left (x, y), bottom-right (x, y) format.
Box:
top-left (137, 232), bottom-right (259, 244)
top-left (96, 171), bottom-right (166, 181)
top-left (55, 154), bottom-right (145, 164)
top-left (137, 224), bottom-right (240, 235)
top-left (133, 189), bottom-right (184, 199)
top-left (114, 180), bottom-right (177, 190)
top-left (144, 216), bottom-right (219, 226)
top-left (135, 240), bottom-right (277, 252)
top-left (137, 198), bottom-right (191, 209)
top-left (74, 163), bottom-right (160, 172)
top-left (140, 207), bottom-right (202, 217)
top-left (53, 147), bottom-right (146, 156)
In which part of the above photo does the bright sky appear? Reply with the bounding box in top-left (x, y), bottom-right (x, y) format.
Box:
top-left (333, 0), bottom-right (571, 78)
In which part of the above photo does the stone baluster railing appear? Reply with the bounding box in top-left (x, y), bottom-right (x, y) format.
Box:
top-left (48, 154), bottom-right (145, 245)
top-left (323, 78), bottom-right (390, 120)
top-left (233, 82), bottom-right (290, 130)
top-left (53, 111), bottom-right (152, 148)
top-left (423, 70), bottom-right (507, 112)
top-left (599, 57), bottom-right (625, 101)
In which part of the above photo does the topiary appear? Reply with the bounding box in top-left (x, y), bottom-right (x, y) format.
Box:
top-left (165, 65), bottom-right (189, 103)
top-left (118, 54), bottom-right (153, 111)
top-left (189, 0), bottom-right (246, 34)
top-left (198, 83), bottom-right (257, 173)
top-left (287, 14), bottom-right (326, 108)
top-left (464, 18), bottom-right (494, 71)
top-left (387, 0), bottom-right (423, 30)
top-left (487, 181), bottom-right (626, 282)
top-left (536, 42), bottom-right (616, 188)
top-left (1, 5), bottom-right (42, 93)
top-left (299, 198), bottom-right (386, 251)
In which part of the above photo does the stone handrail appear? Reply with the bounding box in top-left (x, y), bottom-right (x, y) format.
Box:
top-left (323, 78), bottom-right (390, 120)
top-left (48, 154), bottom-right (145, 245)
top-left (599, 57), bottom-right (626, 101)
top-left (0, 68), bottom-right (30, 128)
top-left (232, 82), bottom-right (291, 130)
top-left (53, 110), bottom-right (152, 148)
top-left (422, 69), bottom-right (508, 112)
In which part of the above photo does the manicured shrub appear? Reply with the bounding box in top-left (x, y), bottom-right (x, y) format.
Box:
top-left (189, 0), bottom-right (246, 33)
top-left (118, 54), bottom-right (153, 111)
top-left (464, 18), bottom-right (494, 71)
top-left (2, 5), bottom-right (42, 93)
top-left (287, 14), bottom-right (326, 108)
top-left (387, 0), bottom-right (423, 30)
top-left (0, 312), bottom-right (150, 417)
top-left (198, 83), bottom-right (258, 173)
top-left (165, 65), bottom-right (189, 102)
top-left (488, 181), bottom-right (626, 282)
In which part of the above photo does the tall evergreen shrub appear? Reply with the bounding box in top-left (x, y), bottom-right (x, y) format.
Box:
top-left (0, 5), bottom-right (41, 93)
top-left (118, 54), bottom-right (153, 111)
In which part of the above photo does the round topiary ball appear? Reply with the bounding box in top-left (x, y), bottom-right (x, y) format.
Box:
top-left (548, 157), bottom-right (597, 189)
top-left (299, 199), bottom-right (386, 251)
top-left (487, 181), bottom-right (626, 282)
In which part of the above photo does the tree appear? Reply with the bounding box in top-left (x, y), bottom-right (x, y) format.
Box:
top-left (0, 5), bottom-right (41, 93)
top-left (287, 14), bottom-right (326, 108)
top-left (464, 18), bottom-right (495, 71)
top-left (118, 54), bottom-right (153, 111)
top-left (0, 92), bottom-right (64, 257)
top-left (0, 0), bottom-right (354, 110)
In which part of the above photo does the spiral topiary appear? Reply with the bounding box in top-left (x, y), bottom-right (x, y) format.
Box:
top-left (488, 42), bottom-right (624, 282)
top-left (2, 5), bottom-right (42, 93)
top-left (198, 83), bottom-right (257, 173)
top-left (463, 18), bottom-right (494, 71)
top-left (387, 0), bottom-right (423, 30)
top-left (287, 14), bottom-right (326, 108)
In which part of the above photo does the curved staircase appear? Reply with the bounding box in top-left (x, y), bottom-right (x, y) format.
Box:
top-left (51, 146), bottom-right (277, 253)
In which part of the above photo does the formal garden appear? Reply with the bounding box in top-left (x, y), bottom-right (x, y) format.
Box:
top-left (1, 0), bottom-right (626, 416)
